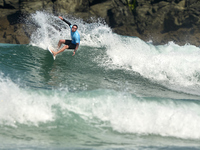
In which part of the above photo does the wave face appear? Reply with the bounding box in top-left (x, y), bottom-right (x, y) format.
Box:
top-left (1, 11), bottom-right (200, 149)
top-left (29, 11), bottom-right (200, 96)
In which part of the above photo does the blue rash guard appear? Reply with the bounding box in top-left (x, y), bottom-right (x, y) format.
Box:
top-left (70, 25), bottom-right (80, 45)
top-left (62, 18), bottom-right (80, 45)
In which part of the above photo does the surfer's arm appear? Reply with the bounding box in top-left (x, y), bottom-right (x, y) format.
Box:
top-left (59, 16), bottom-right (71, 26)
top-left (72, 43), bottom-right (79, 56)
top-left (63, 19), bottom-right (72, 26)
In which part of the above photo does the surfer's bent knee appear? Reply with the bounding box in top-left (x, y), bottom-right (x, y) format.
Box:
top-left (63, 45), bottom-right (69, 49)
top-left (59, 39), bottom-right (65, 43)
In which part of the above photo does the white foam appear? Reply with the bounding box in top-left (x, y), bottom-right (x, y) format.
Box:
top-left (1, 72), bottom-right (200, 139)
top-left (105, 37), bottom-right (200, 95)
top-left (0, 74), bottom-right (55, 126)
top-left (66, 90), bottom-right (200, 140)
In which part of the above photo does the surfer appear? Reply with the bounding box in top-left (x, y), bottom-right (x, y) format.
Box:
top-left (50, 16), bottom-right (80, 56)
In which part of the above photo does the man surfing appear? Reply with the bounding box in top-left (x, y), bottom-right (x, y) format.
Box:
top-left (50, 16), bottom-right (80, 57)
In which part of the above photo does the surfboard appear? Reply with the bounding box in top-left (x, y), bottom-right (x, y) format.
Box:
top-left (48, 45), bottom-right (56, 60)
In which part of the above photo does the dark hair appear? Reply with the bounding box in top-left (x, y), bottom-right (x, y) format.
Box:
top-left (73, 24), bottom-right (78, 29)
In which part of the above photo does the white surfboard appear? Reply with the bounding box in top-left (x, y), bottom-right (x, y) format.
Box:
top-left (48, 45), bottom-right (56, 60)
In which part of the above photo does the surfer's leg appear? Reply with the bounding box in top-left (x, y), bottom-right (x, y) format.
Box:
top-left (53, 45), bottom-right (69, 56)
top-left (61, 45), bottom-right (69, 51)
top-left (57, 39), bottom-right (65, 49)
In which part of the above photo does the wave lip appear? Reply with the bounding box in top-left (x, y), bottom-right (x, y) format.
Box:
top-left (106, 38), bottom-right (200, 95)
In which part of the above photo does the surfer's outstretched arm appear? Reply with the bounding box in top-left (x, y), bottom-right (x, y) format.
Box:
top-left (59, 16), bottom-right (71, 26)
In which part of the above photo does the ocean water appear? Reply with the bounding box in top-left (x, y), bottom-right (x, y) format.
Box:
top-left (1, 11), bottom-right (200, 150)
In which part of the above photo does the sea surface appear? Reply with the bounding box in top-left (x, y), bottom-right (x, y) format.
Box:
top-left (1, 11), bottom-right (200, 150)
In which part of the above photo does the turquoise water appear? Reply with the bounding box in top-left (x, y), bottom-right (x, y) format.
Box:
top-left (1, 12), bottom-right (200, 149)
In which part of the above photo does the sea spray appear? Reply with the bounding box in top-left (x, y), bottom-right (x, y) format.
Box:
top-left (29, 11), bottom-right (69, 49)
top-left (29, 11), bottom-right (111, 49)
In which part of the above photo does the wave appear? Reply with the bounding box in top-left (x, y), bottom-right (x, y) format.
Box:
top-left (106, 38), bottom-right (200, 95)
top-left (26, 11), bottom-right (200, 96)
top-left (2, 10), bottom-right (200, 149)
top-left (1, 74), bottom-right (200, 140)
top-left (0, 74), bottom-right (54, 126)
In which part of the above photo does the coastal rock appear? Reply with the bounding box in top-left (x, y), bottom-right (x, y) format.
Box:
top-left (0, 0), bottom-right (200, 46)
top-left (90, 1), bottom-right (113, 19)
top-left (54, 0), bottom-right (88, 14)
top-left (130, 0), bottom-right (200, 45)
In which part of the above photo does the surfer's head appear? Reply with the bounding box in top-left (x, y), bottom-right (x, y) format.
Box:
top-left (72, 24), bottom-right (78, 32)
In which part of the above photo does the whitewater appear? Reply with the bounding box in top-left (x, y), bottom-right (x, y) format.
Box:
top-left (1, 11), bottom-right (200, 149)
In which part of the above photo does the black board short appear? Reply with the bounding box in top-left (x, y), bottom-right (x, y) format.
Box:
top-left (64, 40), bottom-right (76, 49)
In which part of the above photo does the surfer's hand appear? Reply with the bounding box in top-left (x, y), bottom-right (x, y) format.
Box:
top-left (72, 51), bottom-right (75, 56)
top-left (59, 16), bottom-right (63, 20)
